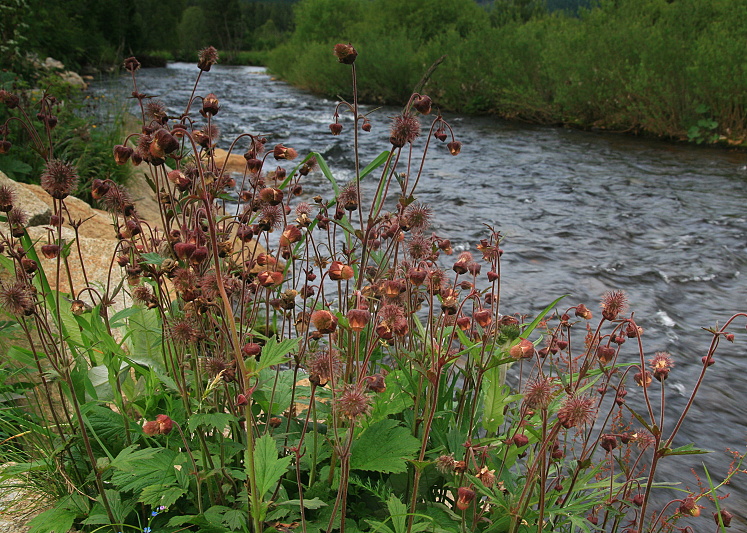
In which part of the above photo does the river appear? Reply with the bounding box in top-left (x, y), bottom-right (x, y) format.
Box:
top-left (93, 63), bottom-right (747, 526)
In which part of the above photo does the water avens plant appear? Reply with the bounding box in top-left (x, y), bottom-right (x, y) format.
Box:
top-left (0, 44), bottom-right (743, 533)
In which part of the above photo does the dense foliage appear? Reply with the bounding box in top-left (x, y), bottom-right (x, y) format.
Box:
top-left (0, 0), bottom-right (296, 73)
top-left (268, 0), bottom-right (747, 143)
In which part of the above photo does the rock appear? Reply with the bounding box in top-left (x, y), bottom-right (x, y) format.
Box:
top-left (57, 71), bottom-right (88, 90)
top-left (0, 172), bottom-right (51, 226)
top-left (43, 57), bottom-right (64, 70)
top-left (213, 148), bottom-right (248, 174)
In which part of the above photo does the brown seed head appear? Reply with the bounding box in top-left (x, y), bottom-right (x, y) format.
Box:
top-left (557, 395), bottom-right (596, 429)
top-left (390, 114), bottom-right (420, 148)
top-left (41, 159), bottom-right (78, 200)
top-left (601, 290), bottom-right (627, 321)
top-left (337, 384), bottom-right (372, 420)
top-left (197, 46), bottom-right (219, 71)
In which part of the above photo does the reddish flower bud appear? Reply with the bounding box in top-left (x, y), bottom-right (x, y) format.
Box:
top-left (361, 121), bottom-right (371, 132)
top-left (513, 433), bottom-right (529, 447)
top-left (191, 246), bottom-right (209, 264)
top-left (714, 509), bottom-right (733, 528)
top-left (596, 344), bottom-right (616, 365)
top-left (510, 338), bottom-right (535, 359)
top-left (365, 373), bottom-right (386, 393)
top-left (273, 143), bottom-right (298, 161)
top-left (600, 434), bottom-right (617, 452)
top-left (333, 43), bottom-right (358, 64)
top-left (408, 267), bottom-right (427, 286)
top-left (413, 94), bottom-right (432, 115)
top-left (241, 343), bottom-right (262, 358)
top-left (575, 304), bottom-right (592, 320)
top-left (112, 145), bottom-right (132, 166)
top-left (41, 244), bottom-right (60, 259)
top-left (0, 140), bottom-right (11, 154)
top-left (202, 93), bottom-right (220, 116)
top-left (328, 261), bottom-right (354, 281)
top-left (473, 309), bottom-right (493, 328)
top-left (259, 187), bottom-right (284, 206)
top-left (456, 487), bottom-right (476, 511)
top-left (311, 309), bottom-right (338, 334)
top-left (678, 495), bottom-right (700, 517)
top-left (174, 242), bottom-right (196, 260)
top-left (347, 308), bottom-right (370, 332)
top-left (257, 270), bottom-right (283, 288)
top-left (447, 141), bottom-right (462, 155)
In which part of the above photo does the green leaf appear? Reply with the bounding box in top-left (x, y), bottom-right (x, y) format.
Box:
top-left (481, 365), bottom-right (508, 433)
top-left (254, 433), bottom-right (293, 496)
top-left (140, 252), bottom-right (166, 265)
top-left (658, 443), bottom-right (712, 457)
top-left (386, 494), bottom-right (408, 533)
top-left (351, 419), bottom-right (420, 473)
top-left (26, 507), bottom-right (78, 533)
top-left (256, 337), bottom-right (298, 372)
top-left (277, 497), bottom-right (328, 510)
top-left (188, 412), bottom-right (238, 433)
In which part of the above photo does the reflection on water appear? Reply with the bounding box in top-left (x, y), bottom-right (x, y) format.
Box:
top-left (94, 63), bottom-right (747, 522)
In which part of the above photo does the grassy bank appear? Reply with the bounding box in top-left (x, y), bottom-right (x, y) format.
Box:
top-left (268, 0), bottom-right (747, 145)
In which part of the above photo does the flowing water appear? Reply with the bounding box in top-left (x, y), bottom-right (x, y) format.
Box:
top-left (95, 63), bottom-right (747, 525)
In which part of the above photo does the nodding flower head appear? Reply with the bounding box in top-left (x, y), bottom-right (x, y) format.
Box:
top-left (333, 43), bottom-right (358, 64)
top-left (40, 159), bottom-right (78, 200)
top-left (456, 487), bottom-right (476, 511)
top-left (413, 94), bottom-right (432, 115)
top-left (123, 57), bottom-right (141, 72)
top-left (197, 46), bottom-right (219, 71)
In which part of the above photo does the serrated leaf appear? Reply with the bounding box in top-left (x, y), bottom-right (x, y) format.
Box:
top-left (188, 412), bottom-right (237, 433)
top-left (140, 252), bottom-right (166, 265)
top-left (139, 484), bottom-right (188, 508)
top-left (255, 433), bottom-right (293, 496)
top-left (256, 337), bottom-right (298, 372)
top-left (351, 419), bottom-right (420, 473)
top-left (26, 507), bottom-right (77, 533)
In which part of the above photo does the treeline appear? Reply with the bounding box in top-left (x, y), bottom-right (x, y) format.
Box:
top-left (0, 0), bottom-right (296, 75)
top-left (267, 0), bottom-right (747, 143)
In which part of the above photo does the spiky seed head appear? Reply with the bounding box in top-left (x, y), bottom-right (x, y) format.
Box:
top-left (557, 395), bottom-right (596, 429)
top-left (601, 290), bottom-right (627, 321)
top-left (197, 46), bottom-right (219, 71)
top-left (40, 159), bottom-right (78, 200)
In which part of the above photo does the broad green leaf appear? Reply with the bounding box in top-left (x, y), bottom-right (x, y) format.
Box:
top-left (256, 337), bottom-right (298, 372)
top-left (254, 433), bottom-right (293, 496)
top-left (369, 371), bottom-right (414, 423)
top-left (351, 419), bottom-right (420, 473)
top-left (27, 507), bottom-right (78, 533)
top-left (188, 412), bottom-right (238, 433)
